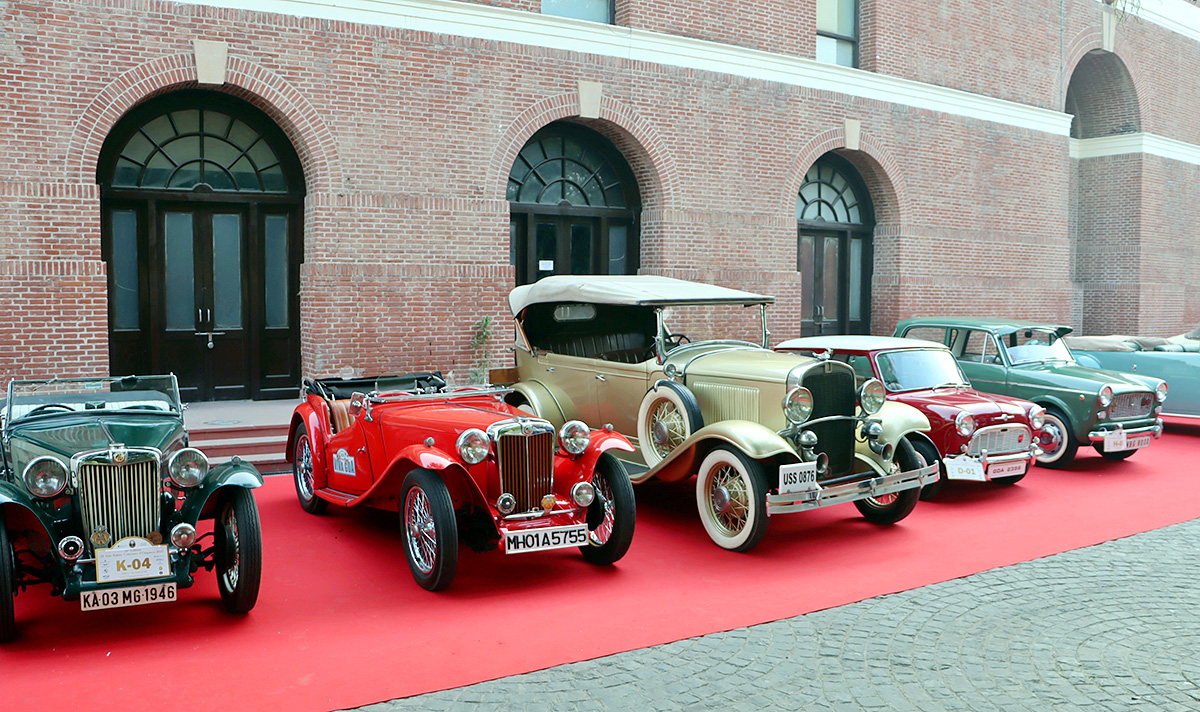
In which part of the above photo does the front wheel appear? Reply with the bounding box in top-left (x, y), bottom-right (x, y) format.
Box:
top-left (215, 488), bottom-right (263, 614)
top-left (0, 514), bottom-right (17, 642)
top-left (292, 427), bottom-right (327, 515)
top-left (1095, 444), bottom-right (1138, 461)
top-left (695, 446), bottom-right (769, 552)
top-left (401, 469), bottom-right (458, 591)
top-left (580, 453), bottom-right (636, 565)
top-left (1037, 408), bottom-right (1078, 468)
top-left (910, 438), bottom-right (946, 501)
top-left (854, 438), bottom-right (921, 524)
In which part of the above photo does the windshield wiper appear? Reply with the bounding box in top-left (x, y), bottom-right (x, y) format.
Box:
top-left (933, 381), bottom-right (967, 389)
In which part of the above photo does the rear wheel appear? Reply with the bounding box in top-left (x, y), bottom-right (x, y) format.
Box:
top-left (855, 438), bottom-right (922, 524)
top-left (401, 469), bottom-right (458, 591)
top-left (215, 488), bottom-right (263, 614)
top-left (1037, 408), bottom-right (1078, 468)
top-left (911, 438), bottom-right (946, 501)
top-left (695, 446), bottom-right (769, 552)
top-left (0, 513), bottom-right (16, 642)
top-left (580, 453), bottom-right (636, 565)
top-left (293, 428), bottom-right (327, 515)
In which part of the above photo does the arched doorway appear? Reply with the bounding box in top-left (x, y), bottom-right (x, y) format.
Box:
top-left (797, 153), bottom-right (874, 336)
top-left (508, 122), bottom-right (641, 286)
top-left (97, 90), bottom-right (305, 401)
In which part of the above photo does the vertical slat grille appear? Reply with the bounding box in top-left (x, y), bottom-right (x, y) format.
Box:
top-left (694, 383), bottom-right (759, 423)
top-left (497, 430), bottom-right (554, 512)
top-left (968, 426), bottom-right (1031, 456)
top-left (79, 459), bottom-right (160, 554)
top-left (1110, 392), bottom-right (1153, 420)
top-left (803, 366), bottom-right (856, 479)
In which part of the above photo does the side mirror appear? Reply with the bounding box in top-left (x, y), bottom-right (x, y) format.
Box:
top-left (348, 392), bottom-right (366, 418)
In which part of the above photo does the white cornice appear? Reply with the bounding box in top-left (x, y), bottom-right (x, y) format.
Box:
top-left (171, 0), bottom-right (1073, 136)
top-left (1070, 133), bottom-right (1200, 166)
top-left (1109, 0), bottom-right (1200, 45)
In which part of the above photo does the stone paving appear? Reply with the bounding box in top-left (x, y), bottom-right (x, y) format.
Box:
top-left (354, 517), bottom-right (1200, 711)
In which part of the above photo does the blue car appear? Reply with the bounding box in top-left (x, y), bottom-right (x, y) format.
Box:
top-left (1066, 329), bottom-right (1200, 418)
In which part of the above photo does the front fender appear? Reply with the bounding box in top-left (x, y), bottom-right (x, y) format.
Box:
top-left (287, 403), bottom-right (329, 491)
top-left (568, 430), bottom-right (635, 474)
top-left (390, 444), bottom-right (457, 471)
top-left (0, 482), bottom-right (57, 542)
top-left (875, 401), bottom-right (932, 445)
top-left (180, 460), bottom-right (264, 523)
top-left (644, 420), bottom-right (797, 484)
top-left (507, 380), bottom-right (568, 427)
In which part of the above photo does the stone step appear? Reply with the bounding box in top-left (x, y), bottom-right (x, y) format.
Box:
top-left (195, 434), bottom-right (287, 458)
top-left (208, 451), bottom-right (292, 476)
top-left (189, 423), bottom-right (291, 441)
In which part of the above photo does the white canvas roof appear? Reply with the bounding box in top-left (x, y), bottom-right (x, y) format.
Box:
top-left (508, 275), bottom-right (773, 316)
top-left (776, 335), bottom-right (947, 352)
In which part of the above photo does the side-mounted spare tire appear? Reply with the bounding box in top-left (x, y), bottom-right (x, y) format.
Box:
top-left (637, 380), bottom-right (703, 466)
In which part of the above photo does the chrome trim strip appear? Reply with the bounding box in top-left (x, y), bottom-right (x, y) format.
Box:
top-left (1087, 421), bottom-right (1164, 442)
top-left (765, 461), bottom-right (937, 515)
top-left (368, 386), bottom-right (513, 403)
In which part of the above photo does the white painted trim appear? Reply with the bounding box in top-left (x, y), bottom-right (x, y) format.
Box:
top-left (1070, 132), bottom-right (1200, 166)
top-left (1121, 0), bottom-right (1200, 45)
top-left (171, 0), bottom-right (1073, 136)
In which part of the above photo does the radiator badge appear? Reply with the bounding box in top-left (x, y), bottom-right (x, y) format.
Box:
top-left (332, 448), bottom-right (356, 477)
top-left (91, 526), bottom-right (112, 549)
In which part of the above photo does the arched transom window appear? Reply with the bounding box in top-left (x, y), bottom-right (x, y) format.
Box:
top-left (797, 161), bottom-right (866, 224)
top-left (507, 132), bottom-right (629, 208)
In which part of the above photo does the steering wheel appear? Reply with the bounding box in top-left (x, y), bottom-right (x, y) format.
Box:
top-left (25, 403), bottom-right (75, 417)
top-left (663, 333), bottom-right (691, 351)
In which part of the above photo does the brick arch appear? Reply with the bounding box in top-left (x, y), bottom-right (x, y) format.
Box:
top-left (67, 53), bottom-right (341, 191)
top-left (489, 92), bottom-right (679, 210)
top-left (782, 128), bottom-right (909, 226)
top-left (1062, 30), bottom-right (1152, 133)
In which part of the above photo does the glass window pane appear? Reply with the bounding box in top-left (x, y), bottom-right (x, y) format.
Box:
top-left (837, 0), bottom-right (856, 35)
top-left (541, 0), bottom-right (610, 24)
top-left (849, 237), bottom-right (863, 320)
top-left (536, 222), bottom-right (557, 280)
top-left (570, 224), bottom-right (593, 274)
top-left (171, 110), bottom-right (200, 135)
top-left (212, 214), bottom-right (243, 329)
top-left (113, 158), bottom-right (142, 187)
top-left (799, 235), bottom-right (815, 318)
top-left (822, 237), bottom-right (840, 321)
top-left (816, 0), bottom-right (838, 32)
top-left (111, 210), bottom-right (140, 329)
top-left (608, 224), bottom-right (627, 274)
top-left (835, 38), bottom-right (855, 67)
top-left (121, 132), bottom-right (153, 163)
top-left (264, 215), bottom-right (289, 328)
top-left (163, 212), bottom-right (195, 330)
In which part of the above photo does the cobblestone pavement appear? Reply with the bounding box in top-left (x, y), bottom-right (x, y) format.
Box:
top-left (355, 518), bottom-right (1200, 712)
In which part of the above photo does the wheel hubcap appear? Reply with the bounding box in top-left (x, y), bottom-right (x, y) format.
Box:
top-left (712, 485), bottom-right (731, 514)
top-left (1040, 423), bottom-right (1064, 456)
top-left (707, 464), bottom-right (749, 535)
top-left (649, 401), bottom-right (686, 457)
top-left (405, 487), bottom-right (437, 575)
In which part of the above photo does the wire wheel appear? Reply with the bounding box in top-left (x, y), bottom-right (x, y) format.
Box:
top-left (648, 401), bottom-right (688, 459)
top-left (292, 427), bottom-right (326, 514)
top-left (695, 446), bottom-right (768, 552)
top-left (404, 486), bottom-right (438, 575)
top-left (636, 382), bottom-right (703, 466)
top-left (589, 472), bottom-right (616, 546)
top-left (220, 506), bottom-right (241, 592)
top-left (400, 469), bottom-right (458, 591)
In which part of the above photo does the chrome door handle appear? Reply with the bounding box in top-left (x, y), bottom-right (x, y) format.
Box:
top-left (595, 375), bottom-right (606, 381)
top-left (197, 308), bottom-right (202, 327)
top-left (545, 367), bottom-right (555, 372)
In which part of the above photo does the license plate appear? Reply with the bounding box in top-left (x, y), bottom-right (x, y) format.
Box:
top-left (80, 583), bottom-right (177, 611)
top-left (96, 537), bottom-right (170, 583)
top-left (944, 456), bottom-right (987, 482)
top-left (778, 461), bottom-right (819, 495)
top-left (986, 461), bottom-right (1026, 478)
top-left (1103, 430), bottom-right (1129, 451)
top-left (501, 524), bottom-right (589, 554)
top-left (1125, 434), bottom-right (1152, 449)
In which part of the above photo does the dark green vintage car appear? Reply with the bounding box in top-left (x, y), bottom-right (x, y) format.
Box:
top-left (0, 375), bottom-right (264, 641)
top-left (895, 319), bottom-right (1167, 467)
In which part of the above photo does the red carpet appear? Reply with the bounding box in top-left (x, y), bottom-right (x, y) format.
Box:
top-left (3, 429), bottom-right (1200, 712)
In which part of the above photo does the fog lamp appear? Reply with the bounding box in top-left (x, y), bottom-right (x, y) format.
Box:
top-left (58, 536), bottom-right (84, 561)
top-left (571, 481), bottom-right (596, 507)
top-left (497, 493), bottom-right (516, 515)
top-left (170, 522), bottom-right (197, 549)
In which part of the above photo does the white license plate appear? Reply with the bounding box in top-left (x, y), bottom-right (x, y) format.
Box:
top-left (80, 583), bottom-right (177, 611)
top-left (1125, 434), bottom-right (1152, 450)
top-left (778, 461), bottom-right (819, 495)
top-left (96, 538), bottom-right (170, 583)
top-left (501, 524), bottom-right (589, 554)
top-left (986, 461), bottom-right (1026, 478)
top-left (944, 456), bottom-right (987, 482)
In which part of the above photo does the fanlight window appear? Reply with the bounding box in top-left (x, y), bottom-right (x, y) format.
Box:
top-left (110, 109), bottom-right (287, 192)
top-left (507, 134), bottom-right (627, 208)
top-left (797, 161), bottom-right (864, 224)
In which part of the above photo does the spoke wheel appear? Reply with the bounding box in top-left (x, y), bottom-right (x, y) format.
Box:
top-left (580, 453), bottom-right (636, 565)
top-left (293, 429), bottom-right (327, 514)
top-left (695, 446), bottom-right (768, 552)
top-left (0, 513), bottom-right (17, 642)
top-left (854, 438), bottom-right (922, 524)
top-left (1036, 408), bottom-right (1078, 469)
top-left (215, 488), bottom-right (263, 614)
top-left (401, 469), bottom-right (458, 591)
top-left (636, 382), bottom-right (703, 466)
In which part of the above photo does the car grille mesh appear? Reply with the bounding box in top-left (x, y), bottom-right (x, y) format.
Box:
top-left (79, 460), bottom-right (161, 554)
top-left (803, 366), bottom-right (856, 479)
top-left (968, 425), bottom-right (1030, 456)
top-left (497, 430), bottom-right (554, 513)
top-left (1110, 392), bottom-right (1153, 420)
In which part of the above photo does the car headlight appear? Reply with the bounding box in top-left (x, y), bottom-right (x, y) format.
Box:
top-left (955, 411), bottom-right (976, 437)
top-left (23, 456), bottom-right (68, 498)
top-left (559, 420), bottom-right (591, 455)
top-left (858, 379), bottom-right (886, 415)
top-left (1156, 382), bottom-right (1169, 403)
top-left (783, 387), bottom-right (814, 424)
top-left (168, 448), bottom-right (209, 487)
top-left (1028, 404), bottom-right (1045, 431)
top-left (456, 428), bottom-right (490, 465)
top-left (1098, 385), bottom-right (1115, 407)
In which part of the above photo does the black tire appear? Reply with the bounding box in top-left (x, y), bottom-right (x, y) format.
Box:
top-left (637, 381), bottom-right (704, 466)
top-left (911, 438), bottom-right (946, 501)
top-left (1037, 407), bottom-right (1078, 468)
top-left (292, 427), bottom-right (328, 515)
top-left (0, 513), bottom-right (17, 643)
top-left (855, 438), bottom-right (922, 524)
top-left (215, 488), bottom-right (263, 614)
top-left (992, 471), bottom-right (1027, 485)
top-left (400, 469), bottom-right (458, 591)
top-left (695, 446), bottom-right (769, 552)
top-left (1095, 444), bottom-right (1138, 461)
top-left (580, 452), bottom-right (636, 565)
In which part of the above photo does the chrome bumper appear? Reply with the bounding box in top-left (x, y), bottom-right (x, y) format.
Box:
top-left (945, 449), bottom-right (1039, 481)
top-left (1087, 419), bottom-right (1164, 444)
top-left (765, 461), bottom-right (938, 516)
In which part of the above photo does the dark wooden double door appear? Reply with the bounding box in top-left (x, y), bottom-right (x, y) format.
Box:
top-left (104, 199), bottom-right (301, 401)
top-left (511, 212), bottom-right (636, 286)
top-left (798, 228), bottom-right (872, 336)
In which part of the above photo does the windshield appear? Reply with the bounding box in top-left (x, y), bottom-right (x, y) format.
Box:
top-left (875, 349), bottom-right (968, 393)
top-left (658, 303), bottom-right (768, 355)
top-left (1005, 330), bottom-right (1075, 364)
top-left (4, 375), bottom-right (181, 427)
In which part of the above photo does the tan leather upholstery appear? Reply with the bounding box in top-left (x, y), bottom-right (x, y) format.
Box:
top-left (328, 399), bottom-right (355, 433)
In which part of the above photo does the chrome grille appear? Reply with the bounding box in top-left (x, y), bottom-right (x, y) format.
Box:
top-left (1110, 392), bottom-right (1153, 420)
top-left (496, 429), bottom-right (554, 513)
top-left (968, 425), bottom-right (1031, 456)
top-left (803, 364), bottom-right (856, 479)
top-left (78, 458), bottom-right (161, 553)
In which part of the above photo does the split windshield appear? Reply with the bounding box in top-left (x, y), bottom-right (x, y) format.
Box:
top-left (875, 349), bottom-right (969, 393)
top-left (4, 375), bottom-right (181, 427)
top-left (658, 303), bottom-right (768, 350)
top-left (1005, 330), bottom-right (1075, 365)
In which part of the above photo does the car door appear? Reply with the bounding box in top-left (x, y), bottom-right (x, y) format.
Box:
top-left (535, 351), bottom-right (600, 425)
top-left (953, 330), bottom-right (1010, 396)
top-left (595, 360), bottom-right (652, 435)
top-left (324, 400), bottom-right (374, 494)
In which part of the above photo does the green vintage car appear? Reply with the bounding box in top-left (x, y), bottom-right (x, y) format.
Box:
top-left (506, 276), bottom-right (936, 553)
top-left (894, 319), bottom-right (1167, 468)
top-left (0, 375), bottom-right (264, 641)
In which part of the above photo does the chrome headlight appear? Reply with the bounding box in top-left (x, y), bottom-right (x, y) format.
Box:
top-left (783, 387), bottom-right (814, 425)
top-left (456, 428), bottom-right (490, 465)
top-left (1098, 385), bottom-right (1115, 407)
top-left (1028, 404), bottom-right (1045, 431)
top-left (955, 411), bottom-right (976, 437)
top-left (1156, 382), bottom-right (1169, 403)
top-left (168, 448), bottom-right (208, 488)
top-left (858, 379), bottom-right (886, 415)
top-left (23, 456), bottom-right (68, 498)
top-left (559, 420), bottom-right (591, 455)
top-left (571, 481), bottom-right (596, 507)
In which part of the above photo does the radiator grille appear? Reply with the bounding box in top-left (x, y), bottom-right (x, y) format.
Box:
top-left (694, 383), bottom-right (759, 423)
top-left (1110, 392), bottom-right (1153, 420)
top-left (968, 425), bottom-right (1031, 456)
top-left (497, 430), bottom-right (554, 513)
top-left (78, 459), bottom-right (161, 554)
top-left (803, 365), bottom-right (857, 479)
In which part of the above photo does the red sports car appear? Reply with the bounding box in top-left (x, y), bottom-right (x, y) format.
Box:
top-left (285, 373), bottom-right (636, 590)
top-left (776, 337), bottom-right (1045, 499)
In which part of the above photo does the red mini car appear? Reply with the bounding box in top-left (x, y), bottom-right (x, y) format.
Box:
top-left (285, 373), bottom-right (636, 590)
top-left (776, 337), bottom-right (1046, 499)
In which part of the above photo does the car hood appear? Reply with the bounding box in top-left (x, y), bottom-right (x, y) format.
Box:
top-left (891, 387), bottom-right (1030, 426)
top-left (666, 344), bottom-right (803, 383)
top-left (8, 414), bottom-right (186, 469)
top-left (1011, 362), bottom-right (1157, 393)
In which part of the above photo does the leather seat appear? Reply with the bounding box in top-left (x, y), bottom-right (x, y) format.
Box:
top-left (328, 399), bottom-right (355, 433)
